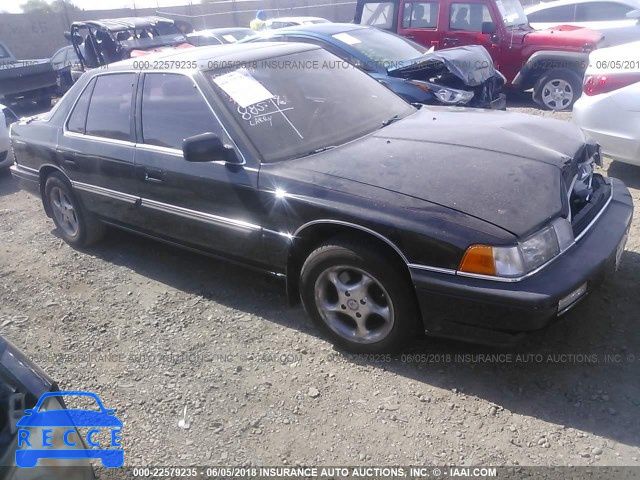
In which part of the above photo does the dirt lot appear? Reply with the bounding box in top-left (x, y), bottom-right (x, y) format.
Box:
top-left (1, 103), bottom-right (639, 468)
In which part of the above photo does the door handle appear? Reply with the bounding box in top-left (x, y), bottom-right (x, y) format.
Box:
top-left (143, 168), bottom-right (164, 184)
top-left (443, 37), bottom-right (459, 44)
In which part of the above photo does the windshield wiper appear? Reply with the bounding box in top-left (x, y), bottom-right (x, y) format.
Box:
top-left (381, 115), bottom-right (401, 128)
top-left (295, 146), bottom-right (336, 159)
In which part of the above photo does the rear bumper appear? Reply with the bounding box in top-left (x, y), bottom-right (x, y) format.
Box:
top-left (573, 90), bottom-right (640, 166)
top-left (410, 177), bottom-right (633, 345)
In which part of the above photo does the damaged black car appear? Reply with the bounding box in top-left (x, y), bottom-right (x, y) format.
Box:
top-left (10, 43), bottom-right (632, 353)
top-left (245, 23), bottom-right (506, 109)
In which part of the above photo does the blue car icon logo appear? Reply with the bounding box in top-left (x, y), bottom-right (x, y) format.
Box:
top-left (15, 390), bottom-right (123, 468)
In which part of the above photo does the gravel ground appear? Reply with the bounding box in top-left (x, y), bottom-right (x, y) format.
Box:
top-left (1, 100), bottom-right (639, 468)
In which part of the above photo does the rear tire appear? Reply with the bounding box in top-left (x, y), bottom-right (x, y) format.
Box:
top-left (44, 172), bottom-right (105, 248)
top-left (533, 68), bottom-right (582, 111)
top-left (299, 238), bottom-right (421, 353)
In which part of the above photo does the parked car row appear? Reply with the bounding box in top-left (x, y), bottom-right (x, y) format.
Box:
top-left (9, 43), bottom-right (633, 352)
top-left (246, 24), bottom-right (506, 109)
top-left (355, 0), bottom-right (605, 110)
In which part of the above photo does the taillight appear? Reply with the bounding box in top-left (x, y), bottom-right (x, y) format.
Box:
top-left (583, 73), bottom-right (640, 96)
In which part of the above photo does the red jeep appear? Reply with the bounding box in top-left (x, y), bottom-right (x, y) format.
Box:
top-left (354, 0), bottom-right (605, 110)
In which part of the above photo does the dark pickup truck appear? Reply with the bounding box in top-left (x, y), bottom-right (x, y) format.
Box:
top-left (0, 40), bottom-right (57, 109)
top-left (355, 0), bottom-right (606, 110)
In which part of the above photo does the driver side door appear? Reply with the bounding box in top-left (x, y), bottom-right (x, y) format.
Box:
top-left (442, 0), bottom-right (500, 55)
top-left (133, 72), bottom-right (266, 265)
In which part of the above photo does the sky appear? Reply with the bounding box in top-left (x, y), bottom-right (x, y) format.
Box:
top-left (4, 0), bottom-right (194, 14)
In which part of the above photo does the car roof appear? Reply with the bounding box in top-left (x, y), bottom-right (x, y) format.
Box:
top-left (188, 27), bottom-right (254, 37)
top-left (96, 42), bottom-right (319, 72)
top-left (268, 16), bottom-right (329, 22)
top-left (268, 22), bottom-right (369, 35)
top-left (71, 15), bottom-right (176, 31)
top-left (525, 0), bottom-right (640, 13)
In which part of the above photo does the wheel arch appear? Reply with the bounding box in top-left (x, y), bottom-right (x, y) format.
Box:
top-left (512, 51), bottom-right (588, 90)
top-left (39, 164), bottom-right (72, 217)
top-left (285, 220), bottom-right (415, 306)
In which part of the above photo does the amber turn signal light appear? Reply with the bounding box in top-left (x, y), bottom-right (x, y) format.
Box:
top-left (459, 245), bottom-right (496, 276)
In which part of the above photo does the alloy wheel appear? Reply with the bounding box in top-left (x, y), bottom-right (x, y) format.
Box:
top-left (50, 186), bottom-right (79, 238)
top-left (314, 265), bottom-right (395, 344)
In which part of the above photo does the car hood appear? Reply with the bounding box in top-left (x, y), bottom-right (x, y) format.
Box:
top-left (388, 45), bottom-right (499, 86)
top-left (523, 24), bottom-right (604, 47)
top-left (293, 107), bottom-right (587, 237)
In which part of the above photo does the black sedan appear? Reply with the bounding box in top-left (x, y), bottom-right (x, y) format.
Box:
top-left (10, 43), bottom-right (633, 352)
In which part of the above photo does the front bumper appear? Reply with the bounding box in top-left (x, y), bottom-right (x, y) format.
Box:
top-left (488, 93), bottom-right (507, 110)
top-left (410, 177), bottom-right (633, 345)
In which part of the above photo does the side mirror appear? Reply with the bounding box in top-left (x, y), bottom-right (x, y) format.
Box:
top-left (183, 133), bottom-right (241, 164)
top-left (626, 8), bottom-right (640, 19)
top-left (482, 21), bottom-right (497, 34)
top-left (64, 31), bottom-right (72, 41)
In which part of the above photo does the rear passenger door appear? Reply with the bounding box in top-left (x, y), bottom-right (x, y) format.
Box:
top-left (133, 72), bottom-right (264, 264)
top-left (58, 72), bottom-right (141, 225)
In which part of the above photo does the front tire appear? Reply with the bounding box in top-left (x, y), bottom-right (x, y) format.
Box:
top-left (44, 172), bottom-right (105, 247)
top-left (300, 238), bottom-right (420, 353)
top-left (533, 68), bottom-right (582, 111)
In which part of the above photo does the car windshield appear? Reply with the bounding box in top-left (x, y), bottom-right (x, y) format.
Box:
top-left (332, 28), bottom-right (428, 67)
top-left (223, 30), bottom-right (255, 42)
top-left (496, 0), bottom-right (528, 26)
top-left (206, 48), bottom-right (415, 163)
top-left (113, 23), bottom-right (187, 49)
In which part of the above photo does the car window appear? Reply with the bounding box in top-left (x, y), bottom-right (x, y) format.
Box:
top-left (449, 3), bottom-right (493, 31)
top-left (66, 78), bottom-right (96, 134)
top-left (51, 48), bottom-right (66, 64)
top-left (402, 2), bottom-right (440, 28)
top-left (85, 73), bottom-right (135, 141)
top-left (360, 2), bottom-right (396, 28)
top-left (66, 47), bottom-right (80, 63)
top-left (575, 1), bottom-right (634, 20)
top-left (288, 35), bottom-right (370, 69)
top-left (527, 4), bottom-right (577, 22)
top-left (207, 49), bottom-right (414, 163)
top-left (331, 28), bottom-right (428, 66)
top-left (141, 73), bottom-right (223, 150)
top-left (271, 21), bottom-right (297, 28)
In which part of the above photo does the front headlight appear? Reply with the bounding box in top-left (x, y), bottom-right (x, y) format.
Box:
top-left (459, 218), bottom-right (574, 278)
top-left (406, 80), bottom-right (474, 105)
